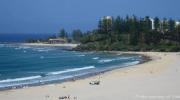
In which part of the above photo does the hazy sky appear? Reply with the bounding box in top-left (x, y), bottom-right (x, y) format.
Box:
top-left (0, 0), bottom-right (180, 34)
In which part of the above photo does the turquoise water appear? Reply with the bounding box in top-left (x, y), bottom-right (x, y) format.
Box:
top-left (0, 43), bottom-right (142, 89)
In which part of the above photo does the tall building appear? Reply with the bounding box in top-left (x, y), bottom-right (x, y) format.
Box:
top-left (150, 18), bottom-right (155, 30)
top-left (175, 21), bottom-right (180, 27)
top-left (150, 18), bottom-right (180, 30)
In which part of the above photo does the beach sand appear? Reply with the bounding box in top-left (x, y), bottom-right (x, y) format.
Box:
top-left (21, 43), bottom-right (79, 48)
top-left (0, 52), bottom-right (180, 100)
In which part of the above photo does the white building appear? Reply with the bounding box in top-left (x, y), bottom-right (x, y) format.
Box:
top-left (100, 16), bottom-right (113, 31)
top-left (150, 18), bottom-right (180, 30)
top-left (150, 18), bottom-right (155, 30)
top-left (101, 16), bottom-right (113, 21)
top-left (48, 38), bottom-right (67, 44)
top-left (175, 21), bottom-right (180, 27)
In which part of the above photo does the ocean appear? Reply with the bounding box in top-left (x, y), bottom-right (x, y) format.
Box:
top-left (0, 43), bottom-right (143, 89)
top-left (0, 33), bottom-right (53, 42)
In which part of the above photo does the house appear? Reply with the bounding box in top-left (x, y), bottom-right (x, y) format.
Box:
top-left (150, 18), bottom-right (155, 30)
top-left (48, 38), bottom-right (67, 44)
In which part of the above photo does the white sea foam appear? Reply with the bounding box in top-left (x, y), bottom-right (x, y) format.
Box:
top-left (18, 46), bottom-right (31, 49)
top-left (37, 49), bottom-right (49, 52)
top-left (116, 57), bottom-right (134, 60)
top-left (77, 54), bottom-right (85, 57)
top-left (98, 57), bottom-right (135, 64)
top-left (59, 54), bottom-right (85, 58)
top-left (92, 57), bottom-right (99, 60)
top-left (98, 59), bottom-right (113, 63)
top-left (124, 61), bottom-right (140, 66)
top-left (48, 66), bottom-right (95, 75)
top-left (116, 53), bottom-right (122, 55)
top-left (14, 46), bottom-right (31, 50)
top-left (32, 47), bottom-right (54, 52)
top-left (37, 49), bottom-right (47, 52)
top-left (131, 61), bottom-right (140, 65)
top-left (0, 80), bottom-right (39, 88)
top-left (40, 75), bottom-right (75, 83)
top-left (0, 75), bottom-right (41, 83)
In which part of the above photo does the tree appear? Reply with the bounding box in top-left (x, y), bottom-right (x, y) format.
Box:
top-left (59, 29), bottom-right (67, 38)
top-left (168, 19), bottom-right (175, 32)
top-left (176, 25), bottom-right (180, 44)
top-left (76, 15), bottom-right (180, 52)
top-left (162, 18), bottom-right (168, 32)
top-left (154, 17), bottom-right (160, 31)
top-left (144, 16), bottom-right (152, 31)
top-left (72, 29), bottom-right (83, 42)
top-left (98, 20), bottom-right (103, 32)
top-left (99, 16), bottom-right (113, 33)
top-left (112, 16), bottom-right (121, 33)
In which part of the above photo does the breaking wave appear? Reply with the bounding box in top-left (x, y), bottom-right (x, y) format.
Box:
top-left (47, 66), bottom-right (95, 75)
top-left (92, 57), bottom-right (99, 60)
top-left (98, 57), bottom-right (134, 64)
top-left (0, 76), bottom-right (41, 83)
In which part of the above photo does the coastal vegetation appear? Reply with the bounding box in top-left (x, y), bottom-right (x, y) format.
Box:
top-left (26, 15), bottom-right (180, 52)
top-left (75, 15), bottom-right (180, 52)
top-left (25, 28), bottom-right (82, 44)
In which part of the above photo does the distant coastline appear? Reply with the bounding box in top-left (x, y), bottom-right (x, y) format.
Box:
top-left (20, 15), bottom-right (180, 52)
top-left (21, 43), bottom-right (79, 49)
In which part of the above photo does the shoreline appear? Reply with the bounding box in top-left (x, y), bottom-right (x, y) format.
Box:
top-left (0, 52), bottom-right (180, 100)
top-left (0, 53), bottom-right (149, 91)
top-left (0, 42), bottom-right (79, 50)
top-left (21, 43), bottom-right (79, 48)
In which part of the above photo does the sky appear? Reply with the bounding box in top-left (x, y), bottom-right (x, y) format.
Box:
top-left (0, 0), bottom-right (180, 34)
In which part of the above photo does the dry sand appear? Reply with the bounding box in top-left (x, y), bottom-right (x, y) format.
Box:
top-left (0, 52), bottom-right (180, 100)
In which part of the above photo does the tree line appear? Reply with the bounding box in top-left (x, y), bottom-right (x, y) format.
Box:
top-left (25, 28), bottom-right (83, 43)
top-left (75, 15), bottom-right (180, 52)
top-left (26, 15), bottom-right (180, 52)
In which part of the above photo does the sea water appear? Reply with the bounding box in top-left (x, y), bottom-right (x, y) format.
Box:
top-left (0, 43), bottom-right (143, 89)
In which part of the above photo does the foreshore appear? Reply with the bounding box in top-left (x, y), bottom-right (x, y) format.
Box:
top-left (21, 43), bottom-right (79, 49)
top-left (0, 52), bottom-right (180, 100)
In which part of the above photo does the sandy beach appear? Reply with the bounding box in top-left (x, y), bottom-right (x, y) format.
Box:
top-left (0, 52), bottom-right (180, 100)
top-left (21, 43), bottom-right (79, 48)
